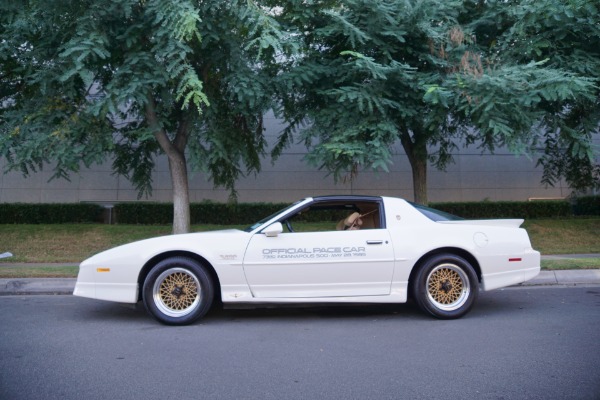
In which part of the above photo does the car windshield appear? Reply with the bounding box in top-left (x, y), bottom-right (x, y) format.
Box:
top-left (243, 201), bottom-right (303, 232)
top-left (410, 202), bottom-right (464, 222)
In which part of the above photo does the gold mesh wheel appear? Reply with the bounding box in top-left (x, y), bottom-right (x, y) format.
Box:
top-left (426, 263), bottom-right (470, 311)
top-left (152, 268), bottom-right (201, 318)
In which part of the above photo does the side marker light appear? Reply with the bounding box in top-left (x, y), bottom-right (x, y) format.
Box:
top-left (96, 268), bottom-right (111, 272)
top-left (508, 258), bottom-right (522, 262)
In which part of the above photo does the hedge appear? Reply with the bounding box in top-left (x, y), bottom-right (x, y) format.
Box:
top-left (431, 200), bottom-right (572, 219)
top-left (0, 196), bottom-right (598, 224)
top-left (108, 198), bottom-right (594, 224)
top-left (113, 201), bottom-right (347, 225)
top-left (0, 203), bottom-right (104, 224)
top-left (572, 196), bottom-right (600, 216)
top-left (113, 202), bottom-right (290, 225)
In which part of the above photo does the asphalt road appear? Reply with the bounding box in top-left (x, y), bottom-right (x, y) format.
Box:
top-left (1, 287), bottom-right (599, 400)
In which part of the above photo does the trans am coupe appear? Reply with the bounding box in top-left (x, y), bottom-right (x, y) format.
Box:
top-left (74, 196), bottom-right (540, 325)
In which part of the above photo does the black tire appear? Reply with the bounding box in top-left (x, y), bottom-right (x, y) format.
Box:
top-left (142, 257), bottom-right (214, 325)
top-left (411, 254), bottom-right (478, 319)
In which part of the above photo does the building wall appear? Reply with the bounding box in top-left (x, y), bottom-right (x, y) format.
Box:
top-left (0, 113), bottom-right (586, 204)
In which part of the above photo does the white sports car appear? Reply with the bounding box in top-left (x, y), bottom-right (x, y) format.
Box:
top-left (74, 195), bottom-right (540, 324)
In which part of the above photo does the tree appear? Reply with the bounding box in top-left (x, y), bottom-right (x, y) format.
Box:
top-left (0, 0), bottom-right (286, 233)
top-left (274, 0), bottom-right (599, 204)
top-left (473, 0), bottom-right (600, 191)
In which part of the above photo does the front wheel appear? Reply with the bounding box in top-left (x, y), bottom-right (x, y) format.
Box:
top-left (143, 257), bottom-right (214, 325)
top-left (412, 254), bottom-right (478, 319)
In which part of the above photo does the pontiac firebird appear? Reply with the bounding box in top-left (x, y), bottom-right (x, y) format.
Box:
top-left (74, 195), bottom-right (540, 325)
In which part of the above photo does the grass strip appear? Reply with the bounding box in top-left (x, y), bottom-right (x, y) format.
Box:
top-left (0, 266), bottom-right (79, 278)
top-left (523, 218), bottom-right (600, 254)
top-left (541, 258), bottom-right (600, 270)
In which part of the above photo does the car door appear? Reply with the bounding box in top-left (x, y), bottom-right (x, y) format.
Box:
top-left (242, 227), bottom-right (395, 298)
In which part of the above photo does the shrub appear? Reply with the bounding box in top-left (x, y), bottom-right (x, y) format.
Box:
top-left (113, 203), bottom-right (172, 224)
top-left (3, 196), bottom-right (597, 225)
top-left (573, 196), bottom-right (600, 216)
top-left (0, 203), bottom-right (103, 224)
top-left (114, 201), bottom-right (291, 225)
top-left (430, 200), bottom-right (571, 219)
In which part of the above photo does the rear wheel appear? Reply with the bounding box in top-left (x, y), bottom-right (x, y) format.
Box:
top-left (143, 257), bottom-right (214, 325)
top-left (412, 254), bottom-right (478, 319)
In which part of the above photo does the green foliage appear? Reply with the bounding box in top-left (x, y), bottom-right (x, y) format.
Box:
top-left (274, 0), bottom-right (599, 203)
top-left (1, 0), bottom-right (598, 226)
top-left (464, 0), bottom-right (600, 192)
top-left (0, 0), bottom-right (288, 214)
top-left (274, 0), bottom-right (438, 183)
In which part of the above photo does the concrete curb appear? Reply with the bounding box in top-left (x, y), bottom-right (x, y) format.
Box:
top-left (0, 278), bottom-right (77, 296)
top-left (1, 270), bottom-right (600, 296)
top-left (517, 270), bottom-right (600, 286)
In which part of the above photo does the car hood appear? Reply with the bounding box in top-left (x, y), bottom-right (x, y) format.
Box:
top-left (81, 229), bottom-right (248, 266)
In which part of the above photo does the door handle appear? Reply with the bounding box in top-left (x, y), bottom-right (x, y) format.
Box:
top-left (366, 240), bottom-right (384, 245)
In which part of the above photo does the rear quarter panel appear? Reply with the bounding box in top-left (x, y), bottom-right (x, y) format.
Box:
top-left (381, 197), bottom-right (540, 290)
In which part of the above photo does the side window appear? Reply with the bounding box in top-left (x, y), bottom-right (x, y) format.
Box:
top-left (337, 207), bottom-right (380, 231)
top-left (281, 201), bottom-right (382, 233)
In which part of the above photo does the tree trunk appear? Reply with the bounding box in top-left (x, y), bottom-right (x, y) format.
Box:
top-left (410, 156), bottom-right (428, 205)
top-left (146, 101), bottom-right (192, 234)
top-left (399, 129), bottom-right (429, 205)
top-left (167, 150), bottom-right (191, 234)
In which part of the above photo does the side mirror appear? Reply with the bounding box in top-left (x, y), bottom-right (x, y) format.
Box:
top-left (263, 222), bottom-right (283, 237)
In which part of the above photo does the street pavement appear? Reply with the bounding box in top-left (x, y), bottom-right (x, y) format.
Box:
top-left (2, 287), bottom-right (599, 400)
top-left (1, 255), bottom-right (599, 295)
